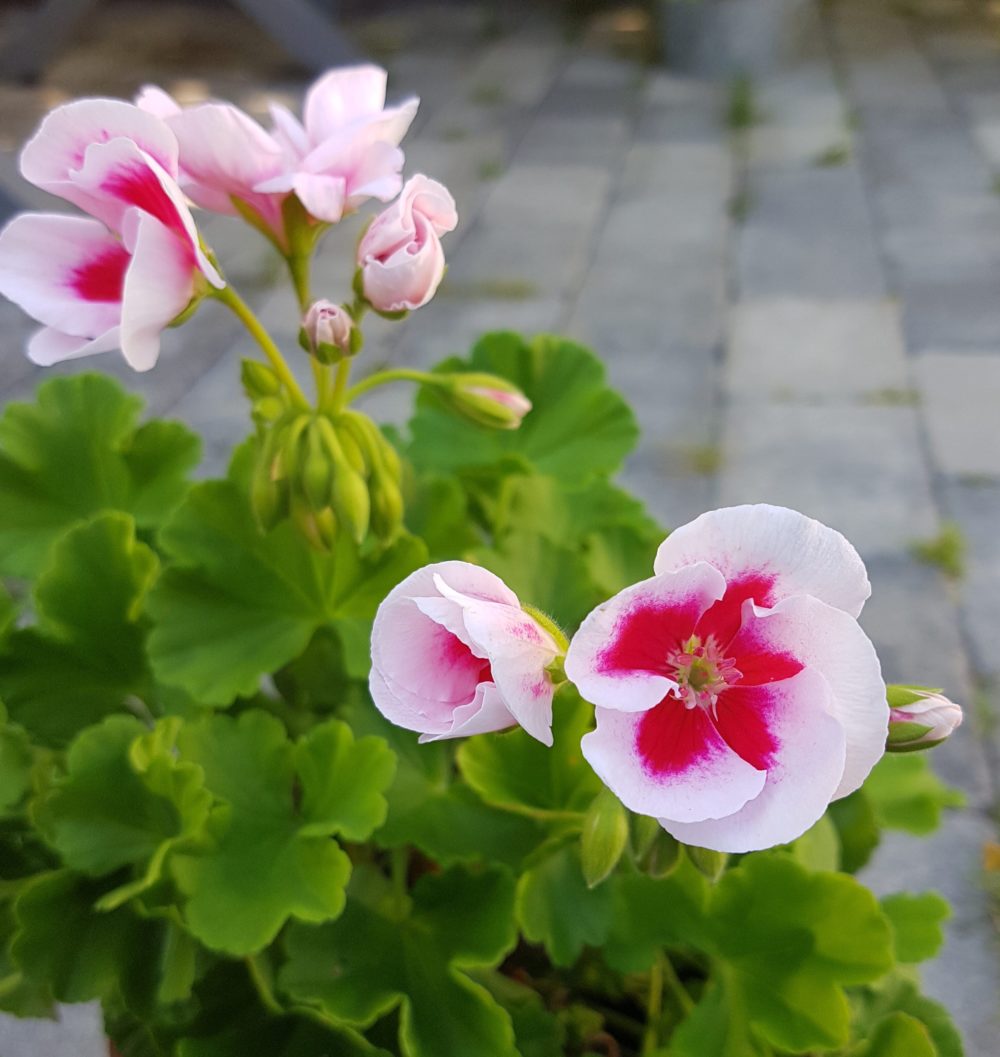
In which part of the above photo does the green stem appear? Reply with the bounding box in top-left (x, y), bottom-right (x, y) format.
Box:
top-left (245, 955), bottom-right (283, 1015)
top-left (345, 367), bottom-right (445, 403)
top-left (643, 952), bottom-right (665, 1055)
top-left (214, 285), bottom-right (309, 410)
top-left (286, 252), bottom-right (333, 409)
top-left (661, 954), bottom-right (694, 1016)
top-left (332, 359), bottom-right (352, 411)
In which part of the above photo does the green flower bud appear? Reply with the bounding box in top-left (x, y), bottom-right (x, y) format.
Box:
top-left (686, 844), bottom-right (728, 883)
top-left (439, 372), bottom-right (532, 430)
top-left (369, 469), bottom-right (404, 542)
top-left (315, 417), bottom-right (370, 544)
top-left (581, 788), bottom-right (629, 889)
top-left (241, 358), bottom-right (282, 399)
top-left (291, 498), bottom-right (337, 552)
top-left (300, 421), bottom-right (334, 512)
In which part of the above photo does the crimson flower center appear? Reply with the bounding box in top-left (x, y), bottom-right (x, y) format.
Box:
top-left (666, 635), bottom-right (742, 711)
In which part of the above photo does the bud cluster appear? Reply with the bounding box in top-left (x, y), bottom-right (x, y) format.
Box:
top-left (244, 389), bottom-right (404, 551)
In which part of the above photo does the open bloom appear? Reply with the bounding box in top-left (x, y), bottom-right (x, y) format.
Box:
top-left (0, 100), bottom-right (221, 369)
top-left (137, 64), bottom-right (418, 245)
top-left (370, 561), bottom-right (561, 745)
top-left (358, 175), bottom-right (457, 312)
top-left (565, 505), bottom-right (887, 853)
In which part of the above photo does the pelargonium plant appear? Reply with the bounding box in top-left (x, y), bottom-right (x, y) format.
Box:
top-left (0, 66), bottom-right (969, 1057)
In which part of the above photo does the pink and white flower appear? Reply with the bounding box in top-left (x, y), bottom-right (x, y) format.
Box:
top-left (565, 505), bottom-right (887, 853)
top-left (357, 175), bottom-right (457, 312)
top-left (370, 561), bottom-right (561, 745)
top-left (0, 100), bottom-right (222, 370)
top-left (137, 64), bottom-right (418, 245)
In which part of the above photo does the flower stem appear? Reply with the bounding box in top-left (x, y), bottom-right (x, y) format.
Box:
top-left (345, 367), bottom-right (445, 403)
top-left (244, 955), bottom-right (282, 1015)
top-left (286, 252), bottom-right (332, 409)
top-left (214, 285), bottom-right (309, 410)
top-left (642, 952), bottom-right (665, 1055)
top-left (661, 954), bottom-right (694, 1016)
top-left (332, 359), bottom-right (352, 412)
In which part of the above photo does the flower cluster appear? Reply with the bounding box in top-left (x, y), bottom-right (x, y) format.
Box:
top-left (371, 504), bottom-right (961, 854)
top-left (0, 66), bottom-right (456, 372)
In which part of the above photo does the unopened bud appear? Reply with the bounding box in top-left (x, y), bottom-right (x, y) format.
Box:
top-left (442, 372), bottom-right (531, 429)
top-left (241, 358), bottom-right (283, 399)
top-left (686, 844), bottom-right (728, 882)
top-left (581, 788), bottom-right (629, 889)
top-left (300, 300), bottom-right (356, 364)
top-left (315, 417), bottom-right (370, 544)
top-left (887, 685), bottom-right (963, 752)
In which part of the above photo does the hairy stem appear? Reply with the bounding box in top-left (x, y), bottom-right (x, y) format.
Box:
top-left (214, 285), bottom-right (309, 409)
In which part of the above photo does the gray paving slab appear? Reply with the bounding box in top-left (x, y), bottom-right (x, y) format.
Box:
top-left (726, 297), bottom-right (909, 399)
top-left (900, 273), bottom-right (1000, 352)
top-left (915, 351), bottom-right (1000, 477)
top-left (718, 403), bottom-right (939, 554)
top-left (738, 165), bottom-right (887, 297)
top-left (0, 1001), bottom-right (104, 1057)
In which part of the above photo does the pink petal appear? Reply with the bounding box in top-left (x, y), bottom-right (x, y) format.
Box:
top-left (20, 98), bottom-right (178, 196)
top-left (662, 668), bottom-right (847, 852)
top-left (292, 171), bottom-right (348, 224)
top-left (135, 85), bottom-right (183, 120)
top-left (654, 505), bottom-right (871, 618)
top-left (565, 562), bottom-right (727, 714)
top-left (0, 213), bottom-right (125, 336)
top-left (28, 325), bottom-right (121, 366)
top-left (303, 65), bottom-right (390, 141)
top-left (728, 595), bottom-right (887, 799)
top-left (118, 212), bottom-right (197, 371)
top-left (418, 682), bottom-right (516, 743)
top-left (582, 702), bottom-right (766, 822)
top-left (268, 102), bottom-right (310, 160)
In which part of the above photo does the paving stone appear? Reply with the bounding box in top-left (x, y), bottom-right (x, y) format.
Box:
top-left (861, 812), bottom-right (1000, 1055)
top-left (719, 403), bottom-right (938, 554)
top-left (515, 113), bottom-right (631, 169)
top-left (899, 273), bottom-right (1000, 351)
top-left (941, 479), bottom-right (1000, 680)
top-left (0, 1002), bottom-right (104, 1057)
top-left (738, 166), bottom-right (887, 297)
top-left (727, 297), bottom-right (909, 399)
top-left (915, 352), bottom-right (1000, 477)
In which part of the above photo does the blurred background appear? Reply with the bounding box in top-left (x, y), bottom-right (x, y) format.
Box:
top-left (1, 0), bottom-right (999, 1053)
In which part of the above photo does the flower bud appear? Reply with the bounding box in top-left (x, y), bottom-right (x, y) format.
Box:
top-left (887, 686), bottom-right (963, 752)
top-left (440, 372), bottom-right (532, 430)
top-left (241, 358), bottom-right (282, 399)
top-left (581, 788), bottom-right (629, 889)
top-left (315, 417), bottom-right (370, 544)
top-left (300, 300), bottom-right (355, 364)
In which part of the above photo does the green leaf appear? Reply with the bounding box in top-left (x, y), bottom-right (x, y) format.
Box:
top-left (147, 476), bottom-right (427, 705)
top-left (0, 513), bottom-right (159, 746)
top-left (0, 703), bottom-right (33, 813)
top-left (0, 584), bottom-right (15, 639)
top-left (474, 971), bottom-right (566, 1057)
top-left (457, 685), bottom-right (601, 820)
top-left (166, 711), bottom-right (395, 954)
top-left (709, 854), bottom-right (894, 1052)
top-left (11, 871), bottom-right (169, 1010)
top-left (861, 1012), bottom-right (937, 1057)
top-left (516, 843), bottom-right (614, 966)
top-left (791, 814), bottom-right (841, 873)
top-left (408, 333), bottom-right (638, 483)
top-left (0, 373), bottom-right (198, 577)
top-left (881, 893), bottom-right (950, 964)
top-left (348, 699), bottom-right (543, 868)
top-left (865, 754), bottom-right (964, 835)
top-left (36, 716), bottom-right (210, 893)
top-left (603, 857), bottom-right (710, 974)
top-left (404, 474), bottom-right (481, 561)
top-left (280, 864), bottom-right (519, 1057)
top-left (670, 976), bottom-right (763, 1057)
top-left (828, 789), bottom-right (881, 873)
top-left (854, 976), bottom-right (963, 1057)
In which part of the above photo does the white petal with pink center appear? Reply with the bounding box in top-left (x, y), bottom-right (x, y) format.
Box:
top-left (566, 504), bottom-right (887, 852)
top-left (654, 504), bottom-right (871, 620)
top-left (369, 561), bottom-right (560, 744)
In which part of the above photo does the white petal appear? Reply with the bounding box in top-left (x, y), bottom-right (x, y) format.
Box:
top-left (565, 562), bottom-right (727, 714)
top-left (135, 85), bottom-right (182, 120)
top-left (28, 325), bottom-right (120, 365)
top-left (582, 703), bottom-right (766, 822)
top-left (118, 213), bottom-right (196, 371)
top-left (729, 595), bottom-right (887, 799)
top-left (304, 65), bottom-right (389, 141)
top-left (292, 171), bottom-right (347, 223)
top-left (0, 212), bottom-right (125, 336)
top-left (654, 505), bottom-right (871, 618)
top-left (662, 668), bottom-right (847, 852)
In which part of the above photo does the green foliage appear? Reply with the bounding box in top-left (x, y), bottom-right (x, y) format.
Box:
top-left (910, 522), bottom-right (967, 579)
top-left (0, 373), bottom-right (198, 577)
top-left (0, 339), bottom-right (967, 1056)
top-left (280, 864), bottom-right (519, 1057)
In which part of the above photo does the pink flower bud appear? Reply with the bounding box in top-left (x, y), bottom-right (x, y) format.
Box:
top-left (442, 372), bottom-right (532, 429)
top-left (887, 688), bottom-right (963, 751)
top-left (357, 175), bottom-right (457, 313)
top-left (301, 299), bottom-right (353, 363)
